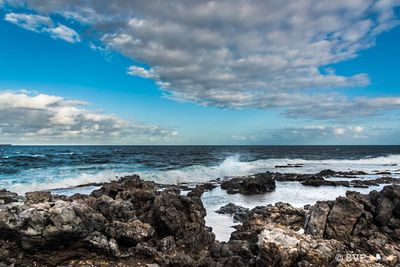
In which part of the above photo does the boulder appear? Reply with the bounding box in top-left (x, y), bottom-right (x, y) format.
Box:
top-left (0, 189), bottom-right (20, 204)
top-left (324, 196), bottom-right (365, 239)
top-left (187, 182), bottom-right (217, 197)
top-left (25, 191), bottom-right (53, 205)
top-left (257, 224), bottom-right (344, 267)
top-left (221, 173), bottom-right (276, 195)
top-left (304, 201), bottom-right (331, 237)
top-left (150, 188), bottom-right (215, 254)
top-left (215, 203), bottom-right (250, 223)
top-left (106, 220), bottom-right (154, 245)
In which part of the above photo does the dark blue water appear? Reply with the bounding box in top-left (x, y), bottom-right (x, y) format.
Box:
top-left (1, 145), bottom-right (400, 193)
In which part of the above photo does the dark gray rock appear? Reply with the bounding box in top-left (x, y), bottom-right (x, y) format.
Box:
top-left (0, 189), bottom-right (20, 205)
top-left (215, 203), bottom-right (250, 223)
top-left (221, 173), bottom-right (276, 195)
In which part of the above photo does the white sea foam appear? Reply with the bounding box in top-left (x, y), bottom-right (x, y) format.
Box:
top-left (140, 154), bottom-right (400, 184)
top-left (4, 154), bottom-right (400, 194)
top-left (7, 170), bottom-right (131, 194)
top-left (203, 182), bottom-right (386, 241)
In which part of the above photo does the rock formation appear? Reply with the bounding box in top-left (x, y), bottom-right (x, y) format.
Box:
top-left (1, 175), bottom-right (400, 266)
top-left (0, 176), bottom-right (215, 266)
top-left (221, 173), bottom-right (276, 194)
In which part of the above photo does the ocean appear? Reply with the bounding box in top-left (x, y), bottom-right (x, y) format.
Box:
top-left (1, 145), bottom-right (400, 240)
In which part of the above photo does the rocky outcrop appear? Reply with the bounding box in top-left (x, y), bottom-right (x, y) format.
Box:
top-left (228, 170), bottom-right (399, 189)
top-left (209, 186), bottom-right (400, 266)
top-left (1, 174), bottom-right (400, 266)
top-left (0, 189), bottom-right (21, 204)
top-left (221, 173), bottom-right (276, 195)
top-left (302, 176), bottom-right (399, 188)
top-left (305, 185), bottom-right (400, 240)
top-left (0, 176), bottom-right (215, 266)
top-left (215, 203), bottom-right (250, 223)
top-left (303, 185), bottom-right (400, 266)
top-left (25, 190), bottom-right (53, 204)
top-left (187, 182), bottom-right (217, 197)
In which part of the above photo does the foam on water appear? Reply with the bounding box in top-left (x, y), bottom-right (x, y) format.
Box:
top-left (3, 154), bottom-right (399, 194)
top-left (1, 150), bottom-right (398, 241)
top-left (6, 170), bottom-right (130, 194)
top-left (203, 182), bottom-right (385, 241)
top-left (140, 154), bottom-right (400, 184)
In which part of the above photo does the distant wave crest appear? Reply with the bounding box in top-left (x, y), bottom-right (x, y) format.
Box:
top-left (5, 154), bottom-right (400, 194)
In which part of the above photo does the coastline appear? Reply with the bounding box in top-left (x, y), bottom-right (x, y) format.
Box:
top-left (1, 168), bottom-right (400, 266)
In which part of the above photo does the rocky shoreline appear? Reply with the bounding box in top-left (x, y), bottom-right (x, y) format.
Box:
top-left (0, 171), bottom-right (399, 266)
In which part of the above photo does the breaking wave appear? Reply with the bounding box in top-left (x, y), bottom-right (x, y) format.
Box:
top-left (3, 154), bottom-right (400, 194)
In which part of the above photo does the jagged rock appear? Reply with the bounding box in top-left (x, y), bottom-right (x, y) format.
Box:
top-left (375, 185), bottom-right (400, 229)
top-left (84, 231), bottom-right (117, 255)
top-left (0, 176), bottom-right (214, 266)
top-left (210, 242), bottom-right (232, 258)
top-left (325, 196), bottom-right (365, 239)
top-left (318, 169), bottom-right (337, 177)
top-left (94, 195), bottom-right (137, 221)
top-left (304, 201), bottom-right (331, 237)
top-left (187, 183), bottom-right (217, 197)
top-left (157, 236), bottom-right (176, 253)
top-left (257, 224), bottom-right (345, 267)
top-left (302, 176), bottom-right (400, 188)
top-left (25, 191), bottom-right (53, 205)
top-left (107, 220), bottom-right (154, 245)
top-left (0, 189), bottom-right (20, 204)
top-left (2, 176), bottom-right (400, 266)
top-left (221, 173), bottom-right (276, 195)
top-left (215, 203), bottom-right (250, 222)
top-left (91, 175), bottom-right (156, 200)
top-left (150, 188), bottom-right (215, 254)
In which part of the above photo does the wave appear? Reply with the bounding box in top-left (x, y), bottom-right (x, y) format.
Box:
top-left (3, 155), bottom-right (47, 161)
top-left (4, 154), bottom-right (400, 194)
top-left (7, 170), bottom-right (132, 195)
top-left (140, 154), bottom-right (400, 184)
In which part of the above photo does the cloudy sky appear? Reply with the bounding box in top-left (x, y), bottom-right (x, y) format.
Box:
top-left (0, 0), bottom-right (399, 144)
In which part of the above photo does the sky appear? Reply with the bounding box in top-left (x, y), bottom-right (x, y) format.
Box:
top-left (0, 0), bottom-right (400, 145)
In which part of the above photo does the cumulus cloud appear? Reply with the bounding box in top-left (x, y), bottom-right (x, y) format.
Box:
top-left (4, 12), bottom-right (80, 43)
top-left (0, 91), bottom-right (177, 143)
top-left (3, 0), bottom-right (400, 119)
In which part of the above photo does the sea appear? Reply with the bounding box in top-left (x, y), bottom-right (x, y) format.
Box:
top-left (1, 145), bottom-right (400, 240)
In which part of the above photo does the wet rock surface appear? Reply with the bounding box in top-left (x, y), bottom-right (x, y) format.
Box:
top-left (0, 189), bottom-right (21, 205)
top-left (215, 203), bottom-right (250, 223)
top-left (226, 169), bottom-right (399, 189)
top-left (221, 173), bottom-right (276, 194)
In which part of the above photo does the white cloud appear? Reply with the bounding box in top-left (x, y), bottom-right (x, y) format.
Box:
top-left (48, 24), bottom-right (80, 43)
top-left (4, 12), bottom-right (52, 31)
top-left (229, 124), bottom-right (378, 144)
top-left (3, 1), bottom-right (400, 119)
top-left (262, 125), bottom-right (372, 142)
top-left (4, 12), bottom-right (80, 43)
top-left (127, 65), bottom-right (156, 79)
top-left (0, 91), bottom-right (177, 143)
top-left (231, 135), bottom-right (256, 141)
top-left (333, 128), bottom-right (346, 136)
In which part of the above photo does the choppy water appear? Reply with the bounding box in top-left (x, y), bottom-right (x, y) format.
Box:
top-left (1, 145), bottom-right (399, 193)
top-left (1, 145), bottom-right (399, 240)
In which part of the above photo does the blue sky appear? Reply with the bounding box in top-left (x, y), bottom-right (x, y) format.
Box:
top-left (0, 1), bottom-right (400, 145)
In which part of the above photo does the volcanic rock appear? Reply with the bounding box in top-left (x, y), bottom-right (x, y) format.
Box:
top-left (215, 203), bottom-right (250, 223)
top-left (221, 173), bottom-right (276, 195)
